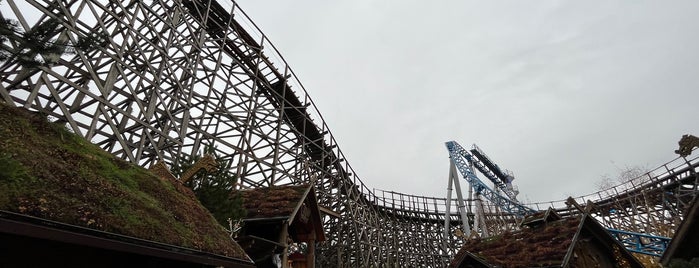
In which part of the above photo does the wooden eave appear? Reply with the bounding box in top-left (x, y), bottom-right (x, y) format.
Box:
top-left (521, 207), bottom-right (562, 227)
top-left (563, 214), bottom-right (644, 268)
top-left (661, 195), bottom-right (699, 265)
top-left (0, 210), bottom-right (254, 267)
top-left (288, 186), bottom-right (326, 242)
top-left (457, 252), bottom-right (493, 268)
top-left (287, 184), bottom-right (313, 225)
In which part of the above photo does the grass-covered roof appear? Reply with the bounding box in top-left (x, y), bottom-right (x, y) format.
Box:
top-left (0, 104), bottom-right (249, 261)
top-left (240, 185), bottom-right (309, 219)
top-left (449, 217), bottom-right (580, 268)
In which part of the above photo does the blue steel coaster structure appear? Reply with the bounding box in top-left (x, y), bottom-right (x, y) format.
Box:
top-left (607, 228), bottom-right (670, 257)
top-left (445, 141), bottom-right (535, 217)
top-left (469, 144), bottom-right (520, 201)
top-left (445, 140), bottom-right (672, 257)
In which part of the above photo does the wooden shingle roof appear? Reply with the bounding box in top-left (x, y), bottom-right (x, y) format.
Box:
top-left (450, 212), bottom-right (644, 268)
top-left (450, 216), bottom-right (580, 268)
top-left (240, 185), bottom-right (309, 220)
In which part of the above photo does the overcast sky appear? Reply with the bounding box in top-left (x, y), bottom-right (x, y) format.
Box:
top-left (236, 1), bottom-right (699, 203)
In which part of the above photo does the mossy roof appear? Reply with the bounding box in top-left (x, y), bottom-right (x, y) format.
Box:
top-left (450, 212), bottom-right (645, 268)
top-left (449, 216), bottom-right (582, 268)
top-left (239, 185), bottom-right (309, 220)
top-left (0, 104), bottom-right (250, 262)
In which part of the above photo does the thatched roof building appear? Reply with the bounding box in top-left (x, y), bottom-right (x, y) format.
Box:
top-left (661, 195), bottom-right (699, 266)
top-left (237, 185), bottom-right (325, 268)
top-left (449, 209), bottom-right (643, 268)
top-left (0, 104), bottom-right (253, 267)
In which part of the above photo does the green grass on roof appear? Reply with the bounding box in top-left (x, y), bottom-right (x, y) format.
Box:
top-left (0, 104), bottom-right (247, 259)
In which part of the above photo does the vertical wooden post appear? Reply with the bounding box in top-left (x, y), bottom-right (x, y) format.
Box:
top-left (280, 222), bottom-right (289, 268)
top-left (307, 232), bottom-right (316, 268)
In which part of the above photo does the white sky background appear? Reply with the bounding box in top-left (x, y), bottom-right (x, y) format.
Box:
top-left (236, 1), bottom-right (699, 203)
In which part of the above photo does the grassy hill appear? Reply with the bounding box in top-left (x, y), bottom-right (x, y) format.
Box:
top-left (0, 104), bottom-right (247, 259)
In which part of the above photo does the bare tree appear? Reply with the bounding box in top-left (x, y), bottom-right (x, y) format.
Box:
top-left (596, 165), bottom-right (649, 192)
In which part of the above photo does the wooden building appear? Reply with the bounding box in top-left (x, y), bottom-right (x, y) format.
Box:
top-left (449, 209), bottom-right (643, 268)
top-left (661, 195), bottom-right (699, 266)
top-left (0, 210), bottom-right (253, 267)
top-left (237, 185), bottom-right (325, 268)
top-left (0, 105), bottom-right (253, 267)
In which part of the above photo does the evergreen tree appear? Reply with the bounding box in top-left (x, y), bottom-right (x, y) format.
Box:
top-left (0, 2), bottom-right (106, 67)
top-left (171, 145), bottom-right (246, 226)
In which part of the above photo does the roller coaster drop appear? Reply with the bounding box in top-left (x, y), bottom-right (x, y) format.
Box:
top-left (444, 141), bottom-right (676, 257)
top-left (444, 142), bottom-right (532, 238)
top-left (1, 1), bottom-right (698, 266)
